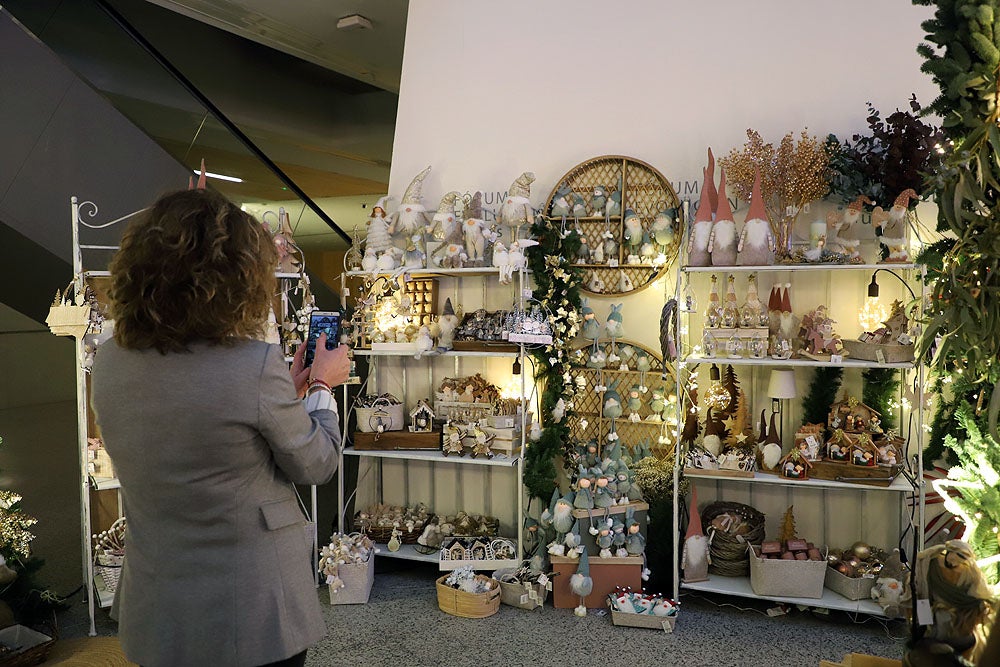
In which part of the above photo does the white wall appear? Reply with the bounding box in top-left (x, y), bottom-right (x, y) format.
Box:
top-left (373, 0), bottom-right (939, 549)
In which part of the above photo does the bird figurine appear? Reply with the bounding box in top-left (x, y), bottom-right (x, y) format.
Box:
top-left (602, 228), bottom-right (619, 265)
top-left (498, 172), bottom-right (536, 231)
top-left (623, 209), bottom-right (644, 252)
top-left (569, 551), bottom-right (594, 617)
top-left (551, 397), bottom-right (566, 423)
top-left (606, 187), bottom-right (622, 218)
top-left (590, 185), bottom-right (608, 215)
top-left (876, 189), bottom-right (917, 262)
top-left (503, 238), bottom-right (539, 283)
top-left (681, 486), bottom-right (710, 583)
top-left (737, 168), bottom-right (776, 266)
top-left (550, 184), bottom-right (572, 218)
top-left (708, 168), bottom-right (738, 266)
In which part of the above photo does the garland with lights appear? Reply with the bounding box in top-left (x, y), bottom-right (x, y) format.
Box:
top-left (523, 216), bottom-right (584, 501)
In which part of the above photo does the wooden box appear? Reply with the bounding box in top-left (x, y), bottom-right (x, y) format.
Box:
top-left (819, 654), bottom-right (902, 667)
top-left (550, 555), bottom-right (642, 609)
top-left (353, 430), bottom-right (441, 451)
top-left (403, 277), bottom-right (438, 326)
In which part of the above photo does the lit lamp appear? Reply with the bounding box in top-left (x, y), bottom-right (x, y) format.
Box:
top-left (766, 369), bottom-right (798, 445)
top-left (858, 274), bottom-right (888, 332)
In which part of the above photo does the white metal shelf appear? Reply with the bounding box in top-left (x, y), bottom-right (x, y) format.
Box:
top-left (681, 263), bottom-right (918, 273)
top-left (684, 469), bottom-right (912, 493)
top-left (93, 576), bottom-right (115, 609)
top-left (681, 575), bottom-right (886, 617)
top-left (679, 355), bottom-right (915, 370)
top-left (90, 476), bottom-right (121, 491)
top-left (373, 543), bottom-right (439, 563)
top-left (343, 446), bottom-right (519, 467)
top-left (354, 348), bottom-right (520, 358)
top-left (345, 267), bottom-right (517, 278)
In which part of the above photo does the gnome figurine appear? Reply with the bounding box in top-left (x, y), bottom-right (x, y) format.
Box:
top-left (550, 184), bottom-right (572, 218)
top-left (590, 185), bottom-right (608, 215)
top-left (626, 385), bottom-right (643, 423)
top-left (430, 191), bottom-right (462, 240)
top-left (498, 172), bottom-right (536, 231)
top-left (366, 196), bottom-right (395, 257)
top-left (462, 191), bottom-right (490, 265)
top-left (875, 189), bottom-right (916, 262)
top-left (651, 206), bottom-right (677, 253)
top-left (681, 487), bottom-right (710, 583)
top-left (625, 506), bottom-right (645, 556)
top-left (605, 303), bottom-right (624, 341)
top-left (827, 195), bottom-right (873, 260)
top-left (437, 298), bottom-right (460, 350)
top-left (702, 407), bottom-right (724, 458)
top-left (390, 166), bottom-right (431, 240)
top-left (687, 152), bottom-right (716, 267)
top-left (623, 208), bottom-right (644, 254)
top-left (759, 410), bottom-right (783, 470)
top-left (551, 491), bottom-right (576, 535)
top-left (569, 551), bottom-right (594, 616)
top-left (574, 466), bottom-right (595, 510)
top-left (581, 299), bottom-right (601, 346)
top-left (708, 168), bottom-right (738, 266)
top-left (737, 168), bottom-right (776, 266)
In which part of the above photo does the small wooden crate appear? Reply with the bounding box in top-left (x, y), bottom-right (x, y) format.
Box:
top-left (327, 559), bottom-right (374, 605)
top-left (749, 546), bottom-right (827, 598)
top-left (550, 555), bottom-right (642, 609)
top-left (403, 278), bottom-right (438, 326)
top-left (610, 609), bottom-right (677, 633)
top-left (353, 430), bottom-right (440, 451)
top-left (435, 575), bottom-right (501, 618)
top-left (824, 567), bottom-right (876, 601)
top-left (0, 624), bottom-right (55, 667)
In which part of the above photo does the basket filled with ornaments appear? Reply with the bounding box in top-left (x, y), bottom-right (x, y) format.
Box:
top-left (841, 299), bottom-right (916, 363)
top-left (435, 566), bottom-right (501, 619)
top-left (823, 541), bottom-right (899, 602)
top-left (319, 533), bottom-right (377, 604)
top-left (607, 587), bottom-right (679, 632)
top-left (748, 506), bottom-right (826, 598)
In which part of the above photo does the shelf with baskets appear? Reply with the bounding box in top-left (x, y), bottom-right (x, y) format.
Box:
top-left (337, 266), bottom-right (533, 564)
top-left (670, 259), bottom-right (926, 615)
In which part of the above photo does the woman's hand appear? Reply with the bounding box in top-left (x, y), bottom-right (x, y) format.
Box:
top-left (310, 334), bottom-right (351, 388)
top-left (290, 341), bottom-right (311, 399)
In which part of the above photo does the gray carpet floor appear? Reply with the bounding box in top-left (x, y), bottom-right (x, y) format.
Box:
top-left (58, 561), bottom-right (906, 666)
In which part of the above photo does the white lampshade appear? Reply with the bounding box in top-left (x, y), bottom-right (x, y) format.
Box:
top-left (767, 369), bottom-right (797, 400)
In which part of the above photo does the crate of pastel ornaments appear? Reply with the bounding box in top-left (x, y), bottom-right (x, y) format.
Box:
top-left (749, 540), bottom-right (828, 599)
top-left (607, 589), bottom-right (679, 633)
top-left (319, 533), bottom-right (376, 605)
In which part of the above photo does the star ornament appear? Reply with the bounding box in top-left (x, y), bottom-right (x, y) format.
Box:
top-left (735, 432), bottom-right (749, 444)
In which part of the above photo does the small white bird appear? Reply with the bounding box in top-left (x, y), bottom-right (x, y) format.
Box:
top-left (503, 239), bottom-right (539, 283)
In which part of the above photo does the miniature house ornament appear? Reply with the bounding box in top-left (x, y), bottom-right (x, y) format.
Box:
top-left (409, 400), bottom-right (435, 432)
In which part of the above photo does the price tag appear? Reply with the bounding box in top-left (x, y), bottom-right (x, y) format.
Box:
top-left (917, 598), bottom-right (933, 626)
top-left (520, 593), bottom-right (529, 604)
top-left (326, 574), bottom-right (336, 585)
top-left (609, 260), bottom-right (620, 268)
top-left (661, 620), bottom-right (674, 634)
top-left (546, 581), bottom-right (553, 591)
top-left (876, 349), bottom-right (886, 364)
top-left (522, 288), bottom-right (533, 299)
top-left (537, 574), bottom-right (549, 588)
top-left (805, 435), bottom-right (820, 448)
top-left (830, 354), bottom-right (843, 363)
top-left (343, 287), bottom-right (350, 297)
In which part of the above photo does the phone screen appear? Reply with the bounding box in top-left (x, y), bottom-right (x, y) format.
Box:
top-left (303, 311), bottom-right (340, 367)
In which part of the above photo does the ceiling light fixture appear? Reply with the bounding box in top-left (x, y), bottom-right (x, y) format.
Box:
top-left (337, 14), bottom-right (373, 31)
top-left (192, 169), bottom-right (243, 183)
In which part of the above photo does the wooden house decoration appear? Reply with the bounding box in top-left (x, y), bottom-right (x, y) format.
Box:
top-left (409, 399), bottom-right (435, 432)
top-left (827, 394), bottom-right (881, 434)
top-left (447, 541), bottom-right (466, 561)
top-left (794, 423), bottom-right (825, 462)
top-left (469, 540), bottom-right (489, 560)
top-left (778, 449), bottom-right (813, 480)
top-left (825, 430), bottom-right (853, 463)
top-left (876, 436), bottom-right (904, 468)
top-left (849, 434), bottom-right (880, 468)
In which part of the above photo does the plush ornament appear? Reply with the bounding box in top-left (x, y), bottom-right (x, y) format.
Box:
top-left (361, 247), bottom-right (378, 272)
top-left (551, 491), bottom-right (576, 534)
top-left (827, 195), bottom-right (872, 258)
top-left (875, 189), bottom-right (916, 262)
top-left (759, 411), bottom-right (782, 469)
top-left (603, 381), bottom-right (623, 420)
top-left (550, 184), bottom-right (572, 218)
top-left (402, 235), bottom-right (425, 268)
top-left (618, 271), bottom-right (635, 293)
top-left (590, 185), bottom-right (608, 215)
top-left (575, 235), bottom-right (591, 263)
top-left (498, 172), bottom-right (536, 230)
top-left (708, 168), bottom-right (739, 266)
top-left (586, 272), bottom-right (605, 293)
top-left (701, 407), bottom-right (724, 457)
top-left (605, 303), bottom-right (624, 340)
top-left (539, 488), bottom-right (558, 530)
top-left (589, 236), bottom-right (605, 264)
top-left (376, 247), bottom-right (400, 271)
top-left (612, 517), bottom-right (628, 557)
top-left (366, 196), bottom-right (395, 257)
top-left (569, 191), bottom-right (587, 218)
top-left (581, 299), bottom-right (601, 342)
top-left (625, 506), bottom-right (645, 555)
top-left (414, 325), bottom-right (433, 359)
top-left (680, 486), bottom-right (711, 584)
top-left (391, 166), bottom-right (431, 239)
top-left (623, 209), bottom-right (644, 252)
top-left (626, 385), bottom-right (643, 422)
top-left (462, 192), bottom-right (490, 265)
top-left (687, 153), bottom-right (716, 267)
top-left (503, 239), bottom-right (539, 283)
top-left (737, 169), bottom-right (776, 265)
top-left (586, 348), bottom-right (607, 369)
top-left (430, 191), bottom-right (462, 239)
top-left (651, 206), bottom-right (677, 249)
top-left (563, 520), bottom-right (583, 557)
top-left (437, 298), bottom-right (460, 351)
top-left (639, 231), bottom-right (656, 262)
top-left (551, 397), bottom-right (566, 423)
top-left (597, 525), bottom-right (614, 558)
top-left (569, 550), bottom-right (594, 616)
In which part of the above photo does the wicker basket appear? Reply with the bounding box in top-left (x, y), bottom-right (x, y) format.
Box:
top-left (702, 501), bottom-right (766, 577)
top-left (841, 339), bottom-right (914, 363)
top-left (493, 568), bottom-right (548, 610)
top-left (0, 620), bottom-right (56, 667)
top-left (824, 567), bottom-right (877, 601)
top-left (355, 403), bottom-right (404, 433)
top-left (354, 519), bottom-right (428, 545)
top-left (435, 575), bottom-right (501, 618)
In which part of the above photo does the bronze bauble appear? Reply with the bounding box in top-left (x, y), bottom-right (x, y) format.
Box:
top-left (849, 541), bottom-right (872, 561)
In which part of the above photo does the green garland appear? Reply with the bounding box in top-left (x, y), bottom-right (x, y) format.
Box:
top-left (861, 368), bottom-right (899, 431)
top-left (523, 217), bottom-right (583, 501)
top-left (800, 367), bottom-right (844, 427)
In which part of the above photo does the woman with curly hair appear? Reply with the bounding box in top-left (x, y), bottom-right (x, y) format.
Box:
top-left (91, 188), bottom-right (349, 667)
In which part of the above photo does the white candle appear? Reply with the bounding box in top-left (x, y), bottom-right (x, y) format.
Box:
top-left (810, 220), bottom-right (827, 246)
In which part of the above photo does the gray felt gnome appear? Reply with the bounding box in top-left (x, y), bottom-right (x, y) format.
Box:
top-left (569, 550), bottom-right (593, 617)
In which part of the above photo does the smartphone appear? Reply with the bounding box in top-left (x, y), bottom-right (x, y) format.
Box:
top-left (303, 310), bottom-right (341, 367)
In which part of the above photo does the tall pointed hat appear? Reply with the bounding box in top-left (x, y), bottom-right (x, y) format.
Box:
top-left (744, 168), bottom-right (769, 223)
top-left (400, 166), bottom-right (431, 210)
top-left (715, 167), bottom-right (734, 221)
top-left (685, 486), bottom-right (704, 539)
top-left (705, 148), bottom-right (718, 213)
top-left (694, 151), bottom-right (716, 223)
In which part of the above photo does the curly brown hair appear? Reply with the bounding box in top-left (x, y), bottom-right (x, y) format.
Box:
top-left (108, 189), bottom-right (278, 353)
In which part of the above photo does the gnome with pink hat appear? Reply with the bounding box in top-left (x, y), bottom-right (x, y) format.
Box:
top-left (686, 149), bottom-right (717, 267)
top-left (827, 195), bottom-right (873, 260)
top-left (681, 487), bottom-right (710, 583)
top-left (874, 189), bottom-right (916, 262)
top-left (737, 168), bottom-right (776, 266)
top-left (708, 167), bottom-right (739, 266)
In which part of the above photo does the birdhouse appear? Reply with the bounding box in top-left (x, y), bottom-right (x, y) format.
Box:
top-left (409, 399), bottom-right (435, 432)
top-left (849, 435), bottom-right (880, 468)
top-left (827, 394), bottom-right (880, 434)
top-left (778, 450), bottom-right (813, 480)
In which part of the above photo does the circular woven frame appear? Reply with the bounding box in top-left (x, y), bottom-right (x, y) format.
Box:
top-left (701, 501), bottom-right (766, 577)
top-left (543, 155), bottom-right (684, 296)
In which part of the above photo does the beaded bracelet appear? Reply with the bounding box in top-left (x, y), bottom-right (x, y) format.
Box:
top-left (306, 379), bottom-right (332, 395)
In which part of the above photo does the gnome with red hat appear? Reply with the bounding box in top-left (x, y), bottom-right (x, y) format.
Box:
top-left (737, 168), bottom-right (775, 265)
top-left (687, 149), bottom-right (717, 267)
top-left (681, 487), bottom-right (710, 583)
top-left (708, 168), bottom-right (738, 266)
top-left (874, 189), bottom-right (916, 262)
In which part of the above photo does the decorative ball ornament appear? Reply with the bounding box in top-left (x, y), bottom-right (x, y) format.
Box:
top-left (704, 364), bottom-right (731, 412)
top-left (849, 541), bottom-right (872, 561)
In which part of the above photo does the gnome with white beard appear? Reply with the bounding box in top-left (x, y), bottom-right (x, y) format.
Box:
top-left (681, 487), bottom-right (710, 583)
top-left (687, 154), bottom-right (716, 267)
top-left (875, 189), bottom-right (916, 262)
top-left (390, 165), bottom-right (431, 241)
top-left (737, 168), bottom-right (775, 265)
top-left (708, 168), bottom-right (738, 266)
top-left (498, 172), bottom-right (536, 233)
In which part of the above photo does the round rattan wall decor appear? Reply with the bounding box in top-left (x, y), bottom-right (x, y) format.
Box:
top-left (543, 155), bottom-right (684, 296)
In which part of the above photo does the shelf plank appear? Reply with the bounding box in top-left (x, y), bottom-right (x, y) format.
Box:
top-left (684, 469), bottom-right (913, 492)
top-left (354, 348), bottom-right (520, 358)
top-left (90, 476), bottom-right (121, 491)
top-left (571, 501), bottom-right (649, 519)
top-left (681, 574), bottom-right (886, 616)
top-left (681, 263), bottom-right (919, 273)
top-left (345, 267), bottom-right (520, 278)
top-left (680, 355), bottom-right (915, 370)
top-left (373, 543), bottom-right (438, 563)
top-left (343, 446), bottom-right (519, 467)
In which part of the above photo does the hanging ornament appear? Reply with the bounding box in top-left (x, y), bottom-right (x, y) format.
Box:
top-left (704, 364), bottom-right (731, 412)
top-left (682, 273), bottom-right (697, 313)
top-left (722, 275), bottom-right (740, 328)
top-left (705, 274), bottom-right (722, 327)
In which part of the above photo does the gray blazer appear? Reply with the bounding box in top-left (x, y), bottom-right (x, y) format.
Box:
top-left (92, 338), bottom-right (340, 667)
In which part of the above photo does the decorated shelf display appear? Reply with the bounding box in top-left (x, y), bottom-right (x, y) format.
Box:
top-left (435, 374), bottom-right (502, 422)
top-left (494, 567), bottom-right (551, 610)
top-left (416, 512), bottom-right (501, 554)
top-left (822, 195), bottom-right (874, 263)
top-left (354, 503), bottom-right (432, 545)
top-left (700, 274), bottom-right (770, 359)
top-left (319, 533), bottom-right (376, 604)
top-left (842, 298), bottom-right (916, 363)
top-left (607, 588), bottom-right (679, 632)
top-left (749, 507), bottom-right (827, 598)
top-left (435, 567), bottom-right (501, 619)
top-left (823, 541), bottom-right (901, 602)
top-left (92, 517), bottom-right (126, 598)
top-left (452, 308), bottom-right (518, 351)
top-left (702, 501), bottom-right (765, 577)
top-left (545, 155), bottom-right (683, 296)
top-left (439, 536), bottom-right (518, 571)
top-left (568, 339), bottom-right (677, 454)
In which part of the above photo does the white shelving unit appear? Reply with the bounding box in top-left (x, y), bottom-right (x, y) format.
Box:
top-left (670, 260), bottom-right (926, 615)
top-left (337, 266), bottom-right (531, 562)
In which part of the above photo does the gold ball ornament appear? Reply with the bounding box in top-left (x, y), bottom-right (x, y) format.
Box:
top-left (849, 541), bottom-right (872, 561)
top-left (704, 384), bottom-right (731, 412)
